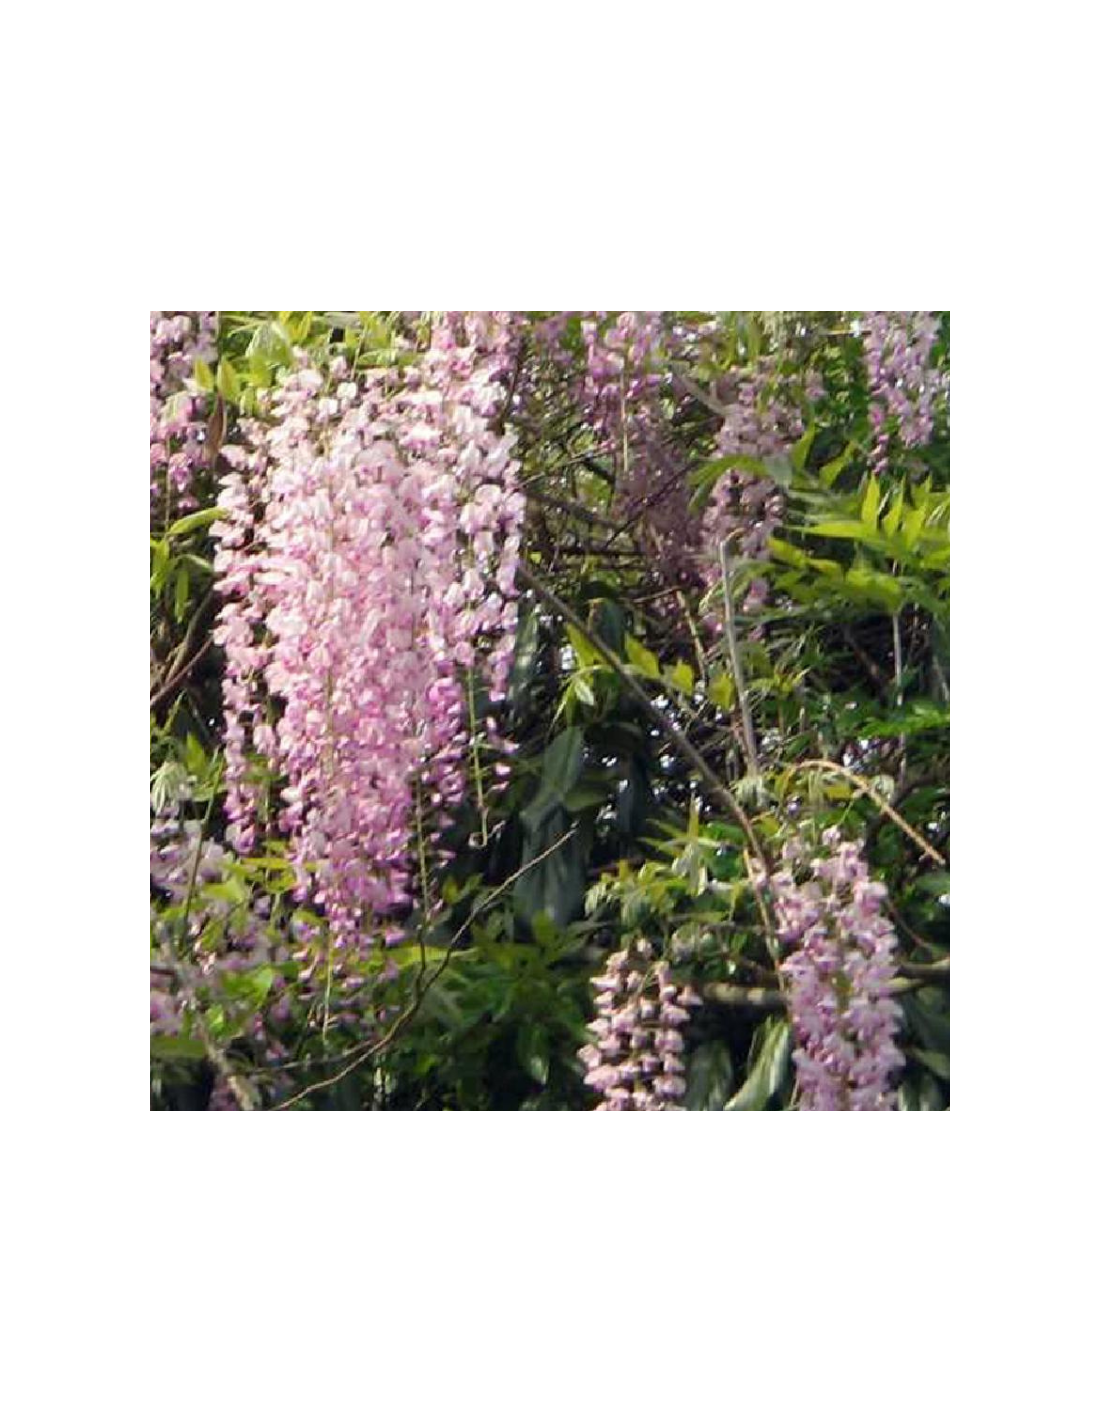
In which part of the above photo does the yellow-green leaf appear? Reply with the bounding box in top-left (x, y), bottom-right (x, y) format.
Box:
top-left (668, 661), bottom-right (696, 697)
top-left (791, 424), bottom-right (815, 475)
top-left (625, 633), bottom-right (660, 680)
top-left (861, 474), bottom-right (881, 528)
top-left (902, 501), bottom-right (927, 550)
top-left (566, 624), bottom-right (599, 669)
top-left (882, 488), bottom-right (905, 537)
top-left (572, 672), bottom-right (595, 706)
top-left (216, 359), bottom-right (241, 404)
top-left (708, 672), bottom-right (734, 711)
top-left (819, 441), bottom-right (855, 488)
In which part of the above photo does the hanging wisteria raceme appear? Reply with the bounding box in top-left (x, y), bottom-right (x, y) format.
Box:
top-left (861, 311), bottom-right (947, 477)
top-left (150, 791), bottom-right (402, 1096)
top-left (150, 311), bottom-right (217, 520)
top-left (700, 355), bottom-right (805, 621)
top-left (586, 312), bottom-right (702, 588)
top-left (150, 793), bottom-right (290, 1069)
top-left (750, 828), bottom-right (905, 1110)
top-left (578, 938), bottom-right (701, 1109)
top-left (534, 312), bottom-right (702, 591)
top-left (211, 318), bottom-right (525, 959)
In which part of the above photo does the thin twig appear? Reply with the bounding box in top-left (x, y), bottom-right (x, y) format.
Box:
top-left (151, 586), bottom-right (217, 712)
top-left (669, 366), bottom-right (730, 418)
top-left (704, 972), bottom-right (940, 1012)
top-left (517, 560), bottom-right (771, 870)
top-left (271, 826), bottom-right (579, 1109)
top-left (150, 635), bottom-right (214, 713)
top-left (524, 489), bottom-right (621, 530)
top-left (796, 759), bottom-right (947, 867)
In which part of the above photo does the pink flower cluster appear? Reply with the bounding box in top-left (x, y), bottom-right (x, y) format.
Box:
top-left (150, 800), bottom-right (279, 1037)
top-left (701, 357), bottom-right (805, 619)
top-left (211, 320), bottom-right (524, 957)
top-left (150, 792), bottom-right (377, 1083)
top-left (861, 311), bottom-right (947, 475)
top-left (581, 312), bottom-right (701, 586)
top-left (533, 313), bottom-right (700, 590)
top-left (751, 829), bottom-right (905, 1110)
top-left (150, 311), bottom-right (217, 519)
top-left (578, 938), bottom-right (701, 1109)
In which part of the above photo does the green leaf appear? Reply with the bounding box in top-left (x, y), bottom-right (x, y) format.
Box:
top-left (725, 1017), bottom-right (791, 1109)
top-left (819, 442), bottom-right (855, 488)
top-left (216, 359), bottom-right (242, 404)
top-left (590, 598), bottom-right (627, 656)
top-left (151, 539), bottom-right (170, 593)
top-left (902, 994), bottom-right (951, 1055)
top-left (860, 700), bottom-right (950, 737)
top-left (762, 452), bottom-right (794, 489)
top-left (165, 507), bottom-right (226, 541)
top-left (247, 321), bottom-right (294, 372)
top-left (183, 732), bottom-right (207, 778)
top-left (808, 520), bottom-right (879, 541)
top-left (767, 537), bottom-right (807, 567)
top-left (514, 806), bottom-right (585, 928)
top-left (517, 1022), bottom-right (550, 1086)
top-left (882, 488), bottom-right (905, 537)
top-left (790, 424), bottom-right (815, 476)
top-left (251, 965), bottom-right (276, 1000)
top-left (173, 564), bottom-right (190, 623)
top-left (248, 352), bottom-right (272, 387)
top-left (571, 672), bottom-right (595, 706)
top-left (687, 452), bottom-right (766, 490)
top-left (193, 356), bottom-right (215, 392)
top-left (918, 1074), bottom-right (945, 1110)
top-left (563, 783), bottom-right (609, 813)
top-left (531, 911), bottom-right (560, 950)
top-left (844, 567), bottom-right (905, 614)
top-left (913, 872), bottom-right (951, 898)
top-left (566, 623), bottom-right (602, 669)
top-left (902, 501), bottom-right (928, 550)
top-left (668, 661), bottom-right (696, 697)
top-left (708, 672), bottom-right (734, 712)
top-left (180, 553), bottom-right (213, 577)
top-left (861, 474), bottom-right (882, 528)
top-left (624, 633), bottom-right (660, 680)
top-left (508, 605), bottom-right (540, 707)
top-left (520, 727), bottom-right (585, 834)
top-left (685, 1041), bottom-right (734, 1110)
top-left (688, 453), bottom-right (773, 511)
top-left (150, 1034), bottom-right (207, 1062)
top-left (908, 1047), bottom-right (950, 1081)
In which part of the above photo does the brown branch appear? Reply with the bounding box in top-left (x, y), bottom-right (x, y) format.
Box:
top-left (895, 956), bottom-right (950, 980)
top-left (150, 587), bottom-right (217, 712)
top-left (150, 635), bottom-right (214, 713)
top-left (842, 628), bottom-right (891, 694)
top-left (796, 759), bottom-right (947, 867)
top-left (524, 488), bottom-right (621, 531)
top-left (669, 366), bottom-right (730, 418)
top-left (704, 967), bottom-right (946, 1013)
